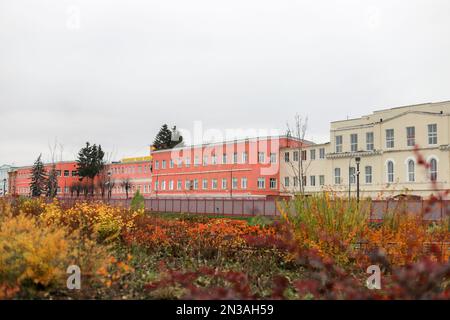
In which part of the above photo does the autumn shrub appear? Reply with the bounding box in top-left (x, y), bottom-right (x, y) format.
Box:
top-left (0, 198), bottom-right (131, 299)
top-left (0, 212), bottom-right (70, 291)
top-left (41, 200), bottom-right (141, 243)
top-left (130, 190), bottom-right (145, 212)
top-left (122, 215), bottom-right (276, 261)
top-left (277, 193), bottom-right (370, 265)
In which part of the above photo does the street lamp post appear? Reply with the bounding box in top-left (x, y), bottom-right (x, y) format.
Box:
top-left (348, 157), bottom-right (353, 201)
top-left (355, 157), bottom-right (361, 203)
top-left (2, 178), bottom-right (6, 197)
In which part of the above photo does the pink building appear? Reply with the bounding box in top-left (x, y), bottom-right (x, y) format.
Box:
top-left (150, 136), bottom-right (307, 199)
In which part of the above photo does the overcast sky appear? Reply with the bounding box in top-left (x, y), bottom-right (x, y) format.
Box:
top-left (1, 0), bottom-right (450, 166)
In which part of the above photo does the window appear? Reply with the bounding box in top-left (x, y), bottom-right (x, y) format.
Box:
top-left (350, 134), bottom-right (358, 152)
top-left (185, 158), bottom-right (191, 167)
top-left (169, 180), bottom-right (174, 190)
top-left (301, 150), bottom-right (307, 161)
top-left (161, 181), bottom-right (166, 190)
top-left (407, 159), bottom-right (415, 182)
top-left (386, 129), bottom-right (394, 148)
top-left (241, 177), bottom-right (247, 189)
top-left (310, 175), bottom-right (316, 186)
top-left (319, 175), bottom-right (325, 186)
top-left (212, 179), bottom-right (218, 189)
top-left (406, 127), bottom-right (415, 146)
top-left (284, 176), bottom-right (290, 187)
top-left (169, 159), bottom-right (174, 168)
top-left (185, 180), bottom-right (191, 190)
top-left (221, 178), bottom-right (227, 189)
top-left (202, 179), bottom-right (208, 190)
top-left (233, 152), bottom-right (238, 164)
top-left (56, 170), bottom-right (62, 177)
top-left (258, 152), bottom-right (265, 163)
top-left (365, 166), bottom-right (372, 184)
top-left (319, 148), bottom-right (325, 159)
top-left (269, 178), bottom-right (277, 189)
top-left (310, 149), bottom-right (316, 160)
top-left (349, 167), bottom-right (356, 184)
top-left (57, 187), bottom-right (61, 194)
top-left (428, 124), bottom-right (437, 145)
top-left (212, 154), bottom-right (217, 165)
top-left (154, 181), bottom-right (159, 191)
top-left (387, 161), bottom-right (394, 183)
top-left (193, 179), bottom-right (198, 190)
top-left (177, 159), bottom-right (183, 168)
top-left (334, 168), bottom-right (341, 184)
top-left (162, 160), bottom-right (166, 169)
top-left (194, 156), bottom-right (200, 166)
top-left (284, 152), bottom-right (290, 162)
top-left (222, 154), bottom-right (227, 164)
top-left (293, 151), bottom-right (299, 161)
top-left (63, 170), bottom-right (69, 176)
top-left (177, 180), bottom-right (182, 190)
top-left (293, 176), bottom-right (299, 187)
top-left (429, 158), bottom-right (438, 181)
top-left (64, 187), bottom-right (69, 194)
top-left (270, 153), bottom-right (277, 163)
top-left (232, 178), bottom-right (238, 189)
top-left (366, 132), bottom-right (374, 151)
top-left (257, 178), bottom-right (265, 189)
top-left (335, 135), bottom-right (343, 153)
top-left (302, 176), bottom-right (307, 187)
top-left (203, 155), bottom-right (208, 166)
top-left (242, 152), bottom-right (248, 163)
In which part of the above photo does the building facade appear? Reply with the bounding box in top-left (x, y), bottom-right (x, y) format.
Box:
top-left (150, 136), bottom-right (306, 198)
top-left (10, 161), bottom-right (80, 197)
top-left (281, 101), bottom-right (450, 199)
top-left (0, 165), bottom-right (16, 196)
top-left (7, 101), bottom-right (450, 200)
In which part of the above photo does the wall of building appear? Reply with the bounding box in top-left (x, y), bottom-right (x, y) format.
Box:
top-left (0, 165), bottom-right (15, 196)
top-left (280, 101), bottom-right (450, 199)
top-left (150, 136), bottom-right (306, 198)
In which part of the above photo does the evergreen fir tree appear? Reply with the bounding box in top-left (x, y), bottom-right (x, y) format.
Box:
top-left (76, 142), bottom-right (105, 181)
top-left (30, 154), bottom-right (47, 197)
top-left (153, 124), bottom-right (183, 150)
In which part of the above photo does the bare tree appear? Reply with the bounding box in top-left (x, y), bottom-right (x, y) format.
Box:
top-left (70, 181), bottom-right (83, 198)
top-left (285, 114), bottom-right (312, 196)
top-left (46, 139), bottom-right (59, 198)
top-left (121, 177), bottom-right (133, 200)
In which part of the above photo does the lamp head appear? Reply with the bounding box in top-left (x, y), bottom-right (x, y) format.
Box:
top-left (355, 157), bottom-right (361, 163)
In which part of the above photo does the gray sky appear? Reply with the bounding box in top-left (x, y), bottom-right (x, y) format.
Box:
top-left (1, 0), bottom-right (450, 166)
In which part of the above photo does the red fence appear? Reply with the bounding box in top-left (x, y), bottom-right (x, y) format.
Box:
top-left (55, 197), bottom-right (450, 221)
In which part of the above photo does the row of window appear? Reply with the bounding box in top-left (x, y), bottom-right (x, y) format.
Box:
top-left (110, 165), bottom-right (151, 175)
top-left (153, 177), bottom-right (278, 191)
top-left (283, 175), bottom-right (326, 187)
top-left (333, 158), bottom-right (438, 185)
top-left (335, 124), bottom-right (438, 153)
top-left (284, 147), bottom-right (326, 162)
top-left (154, 152), bottom-right (278, 170)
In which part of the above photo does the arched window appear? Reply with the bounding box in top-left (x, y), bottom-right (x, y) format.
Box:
top-left (407, 159), bottom-right (415, 182)
top-left (429, 158), bottom-right (438, 181)
top-left (387, 161), bottom-right (394, 183)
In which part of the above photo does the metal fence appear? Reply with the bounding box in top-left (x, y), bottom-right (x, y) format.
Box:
top-left (55, 197), bottom-right (450, 221)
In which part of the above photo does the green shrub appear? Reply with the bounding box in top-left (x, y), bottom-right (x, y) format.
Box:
top-left (130, 190), bottom-right (145, 212)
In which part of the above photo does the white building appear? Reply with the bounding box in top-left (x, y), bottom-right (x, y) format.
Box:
top-left (0, 164), bottom-right (15, 196)
top-left (281, 101), bottom-right (450, 199)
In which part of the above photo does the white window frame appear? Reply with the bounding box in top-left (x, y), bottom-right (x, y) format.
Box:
top-left (428, 124), bottom-right (437, 145)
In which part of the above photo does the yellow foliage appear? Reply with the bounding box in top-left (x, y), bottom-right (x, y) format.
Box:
top-left (0, 213), bottom-right (69, 287)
